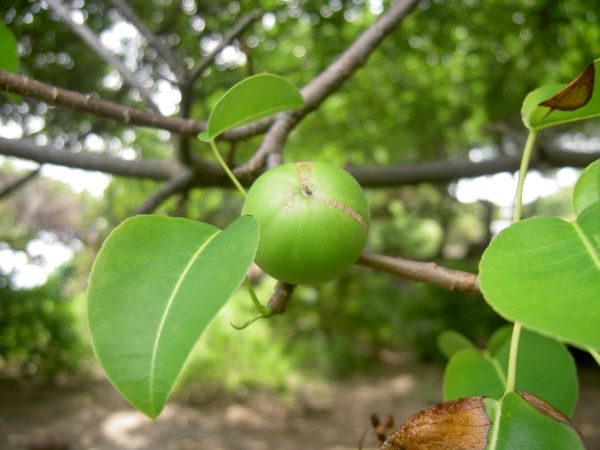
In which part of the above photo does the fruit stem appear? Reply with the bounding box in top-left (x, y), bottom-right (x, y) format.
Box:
top-left (505, 129), bottom-right (538, 395)
top-left (588, 347), bottom-right (600, 366)
top-left (230, 276), bottom-right (274, 330)
top-left (209, 139), bottom-right (247, 198)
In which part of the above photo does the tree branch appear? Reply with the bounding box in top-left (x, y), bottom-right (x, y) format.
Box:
top-left (236, 0), bottom-right (419, 175)
top-left (1, 136), bottom-right (597, 187)
top-left (0, 70), bottom-right (275, 141)
top-left (0, 137), bottom-right (174, 180)
top-left (45, 0), bottom-right (158, 110)
top-left (131, 170), bottom-right (195, 215)
top-left (0, 167), bottom-right (41, 199)
top-left (189, 10), bottom-right (261, 84)
top-left (109, 0), bottom-right (186, 83)
top-left (0, 70), bottom-right (206, 134)
top-left (357, 251), bottom-right (480, 293)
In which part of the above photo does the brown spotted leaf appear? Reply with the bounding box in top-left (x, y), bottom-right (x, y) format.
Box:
top-left (381, 396), bottom-right (490, 450)
top-left (539, 62), bottom-right (594, 113)
top-left (522, 58), bottom-right (600, 130)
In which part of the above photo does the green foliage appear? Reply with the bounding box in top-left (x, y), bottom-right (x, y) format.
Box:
top-left (573, 159), bottom-right (600, 214)
top-left (484, 392), bottom-right (586, 449)
top-left (0, 267), bottom-right (86, 381)
top-left (479, 201), bottom-right (600, 350)
top-left (203, 74), bottom-right (304, 140)
top-left (0, 21), bottom-right (18, 73)
top-left (87, 216), bottom-right (259, 418)
top-left (436, 330), bottom-right (475, 359)
top-left (443, 327), bottom-right (578, 417)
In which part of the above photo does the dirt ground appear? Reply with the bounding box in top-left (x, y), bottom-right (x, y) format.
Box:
top-left (0, 361), bottom-right (598, 450)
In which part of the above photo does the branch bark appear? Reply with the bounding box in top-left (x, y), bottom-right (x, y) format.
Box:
top-left (357, 251), bottom-right (480, 293)
top-left (132, 170), bottom-right (195, 215)
top-left (109, 0), bottom-right (186, 83)
top-left (2, 135), bottom-right (598, 186)
top-left (45, 0), bottom-right (158, 110)
top-left (0, 70), bottom-right (207, 135)
top-left (0, 167), bottom-right (41, 199)
top-left (235, 0), bottom-right (420, 176)
top-left (0, 137), bottom-right (174, 180)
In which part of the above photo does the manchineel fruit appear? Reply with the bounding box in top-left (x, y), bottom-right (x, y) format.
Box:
top-left (241, 161), bottom-right (369, 285)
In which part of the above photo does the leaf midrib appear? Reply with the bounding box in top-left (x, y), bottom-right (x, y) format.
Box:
top-left (148, 229), bottom-right (220, 414)
top-left (571, 221), bottom-right (600, 270)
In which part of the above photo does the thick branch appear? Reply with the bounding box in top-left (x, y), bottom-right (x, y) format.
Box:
top-left (132, 170), bottom-right (195, 215)
top-left (267, 282), bottom-right (296, 315)
top-left (0, 137), bottom-right (174, 180)
top-left (357, 251), bottom-right (480, 293)
top-left (0, 167), bottom-right (41, 199)
top-left (189, 10), bottom-right (261, 84)
top-left (109, 0), bottom-right (186, 82)
top-left (45, 0), bottom-right (158, 110)
top-left (236, 0), bottom-right (419, 175)
top-left (2, 136), bottom-right (597, 186)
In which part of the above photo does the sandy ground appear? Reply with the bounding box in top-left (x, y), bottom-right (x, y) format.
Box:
top-left (0, 362), bottom-right (598, 450)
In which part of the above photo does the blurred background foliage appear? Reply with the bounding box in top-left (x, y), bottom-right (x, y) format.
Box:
top-left (0, 0), bottom-right (597, 393)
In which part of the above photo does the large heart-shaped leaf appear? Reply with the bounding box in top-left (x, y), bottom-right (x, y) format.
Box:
top-left (88, 215), bottom-right (259, 418)
top-left (444, 328), bottom-right (578, 416)
top-left (205, 73), bottom-right (304, 140)
top-left (0, 22), bottom-right (18, 73)
top-left (484, 392), bottom-right (585, 449)
top-left (479, 201), bottom-right (600, 350)
top-left (573, 159), bottom-right (600, 215)
top-left (522, 59), bottom-right (600, 130)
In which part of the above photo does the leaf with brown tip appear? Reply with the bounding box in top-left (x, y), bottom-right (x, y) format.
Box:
top-left (539, 62), bottom-right (594, 113)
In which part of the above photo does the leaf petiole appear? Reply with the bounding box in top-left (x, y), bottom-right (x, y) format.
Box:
top-left (208, 138), bottom-right (247, 198)
top-left (505, 129), bottom-right (538, 395)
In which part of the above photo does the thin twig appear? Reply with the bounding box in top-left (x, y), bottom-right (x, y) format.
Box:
top-left (0, 70), bottom-right (205, 133)
top-left (0, 70), bottom-right (271, 141)
top-left (189, 10), bottom-right (261, 84)
top-left (356, 251), bottom-right (480, 293)
top-left (131, 170), bottom-right (195, 215)
top-left (109, 0), bottom-right (186, 82)
top-left (235, 0), bottom-right (419, 176)
top-left (0, 167), bottom-right (41, 199)
top-left (45, 0), bottom-right (158, 110)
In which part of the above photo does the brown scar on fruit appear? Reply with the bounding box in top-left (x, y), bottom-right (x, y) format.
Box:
top-left (380, 396), bottom-right (491, 450)
top-left (294, 162), bottom-right (369, 233)
top-left (539, 62), bottom-right (595, 117)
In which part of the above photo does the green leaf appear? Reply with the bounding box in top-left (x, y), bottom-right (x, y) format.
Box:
top-left (487, 325), bottom-right (513, 355)
top-left (485, 392), bottom-right (586, 449)
top-left (87, 215), bottom-right (259, 418)
top-left (479, 201), bottom-right (600, 350)
top-left (437, 330), bottom-right (476, 359)
top-left (0, 22), bottom-right (18, 73)
top-left (522, 59), bottom-right (600, 130)
top-left (573, 159), bottom-right (600, 215)
top-left (207, 74), bottom-right (304, 139)
top-left (444, 328), bottom-right (577, 416)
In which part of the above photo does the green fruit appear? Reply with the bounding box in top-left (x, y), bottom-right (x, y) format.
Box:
top-left (241, 161), bottom-right (369, 285)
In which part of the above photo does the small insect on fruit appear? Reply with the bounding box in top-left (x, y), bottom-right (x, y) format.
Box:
top-left (241, 161), bottom-right (369, 285)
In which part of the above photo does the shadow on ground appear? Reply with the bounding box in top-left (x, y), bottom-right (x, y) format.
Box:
top-left (0, 360), bottom-right (598, 450)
